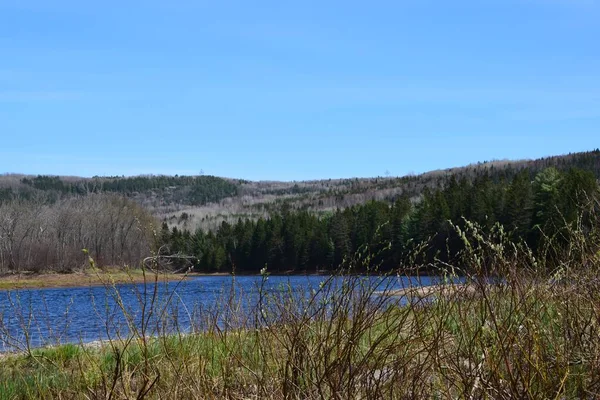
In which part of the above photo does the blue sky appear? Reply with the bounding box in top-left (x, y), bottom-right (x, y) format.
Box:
top-left (1, 0), bottom-right (598, 180)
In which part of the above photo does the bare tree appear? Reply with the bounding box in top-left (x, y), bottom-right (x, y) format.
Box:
top-left (0, 194), bottom-right (156, 274)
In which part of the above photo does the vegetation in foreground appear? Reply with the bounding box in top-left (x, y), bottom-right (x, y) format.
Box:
top-left (1, 202), bottom-right (600, 399)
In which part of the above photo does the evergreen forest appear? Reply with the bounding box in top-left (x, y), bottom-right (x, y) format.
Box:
top-left (161, 163), bottom-right (600, 274)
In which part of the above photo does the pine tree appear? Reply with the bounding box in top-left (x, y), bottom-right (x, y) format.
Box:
top-left (532, 167), bottom-right (563, 233)
top-left (503, 169), bottom-right (533, 238)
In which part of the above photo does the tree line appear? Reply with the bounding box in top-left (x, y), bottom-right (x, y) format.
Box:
top-left (0, 194), bottom-right (155, 273)
top-left (160, 167), bottom-right (599, 274)
top-left (0, 175), bottom-right (240, 206)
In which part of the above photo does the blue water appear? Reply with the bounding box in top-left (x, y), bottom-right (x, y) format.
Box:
top-left (0, 275), bottom-right (448, 351)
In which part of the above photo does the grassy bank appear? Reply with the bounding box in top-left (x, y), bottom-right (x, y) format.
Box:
top-left (2, 273), bottom-right (600, 399)
top-left (2, 216), bottom-right (600, 399)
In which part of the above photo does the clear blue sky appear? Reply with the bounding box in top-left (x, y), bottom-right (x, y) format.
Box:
top-left (1, 0), bottom-right (598, 181)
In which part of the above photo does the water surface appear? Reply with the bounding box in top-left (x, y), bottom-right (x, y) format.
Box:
top-left (0, 275), bottom-right (447, 351)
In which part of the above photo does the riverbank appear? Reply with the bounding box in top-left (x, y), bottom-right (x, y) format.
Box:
top-left (0, 275), bottom-right (596, 398)
top-left (0, 269), bottom-right (230, 290)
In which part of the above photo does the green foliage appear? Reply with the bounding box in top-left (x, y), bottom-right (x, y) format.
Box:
top-left (503, 169), bottom-right (533, 238)
top-left (532, 167), bottom-right (563, 230)
top-left (161, 166), bottom-right (599, 274)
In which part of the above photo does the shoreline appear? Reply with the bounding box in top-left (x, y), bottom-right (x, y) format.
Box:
top-left (0, 269), bottom-right (230, 291)
top-left (0, 269), bottom-right (459, 291)
top-left (0, 270), bottom-right (340, 290)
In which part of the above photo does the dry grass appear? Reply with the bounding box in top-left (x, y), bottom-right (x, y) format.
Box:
top-left (3, 271), bottom-right (600, 399)
top-left (2, 203), bottom-right (600, 398)
top-left (0, 268), bottom-right (188, 290)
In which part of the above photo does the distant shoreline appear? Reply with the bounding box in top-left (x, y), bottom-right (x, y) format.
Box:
top-left (0, 270), bottom-right (231, 291)
top-left (0, 269), bottom-right (449, 290)
top-left (0, 270), bottom-right (341, 290)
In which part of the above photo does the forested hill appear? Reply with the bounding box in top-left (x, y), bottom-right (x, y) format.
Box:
top-left (1, 149), bottom-right (599, 274)
top-left (162, 155), bottom-right (600, 275)
top-left (1, 149), bottom-right (600, 225)
top-left (0, 174), bottom-right (241, 207)
top-left (160, 149), bottom-right (600, 232)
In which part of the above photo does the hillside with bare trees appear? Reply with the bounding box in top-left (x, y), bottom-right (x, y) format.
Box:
top-left (158, 149), bottom-right (600, 232)
top-left (1, 149), bottom-right (599, 274)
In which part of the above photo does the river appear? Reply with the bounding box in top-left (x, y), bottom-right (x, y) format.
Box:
top-left (0, 274), bottom-right (449, 351)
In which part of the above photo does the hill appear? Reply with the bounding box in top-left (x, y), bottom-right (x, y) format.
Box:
top-left (2, 149), bottom-right (600, 233)
top-left (1, 149), bottom-right (599, 274)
